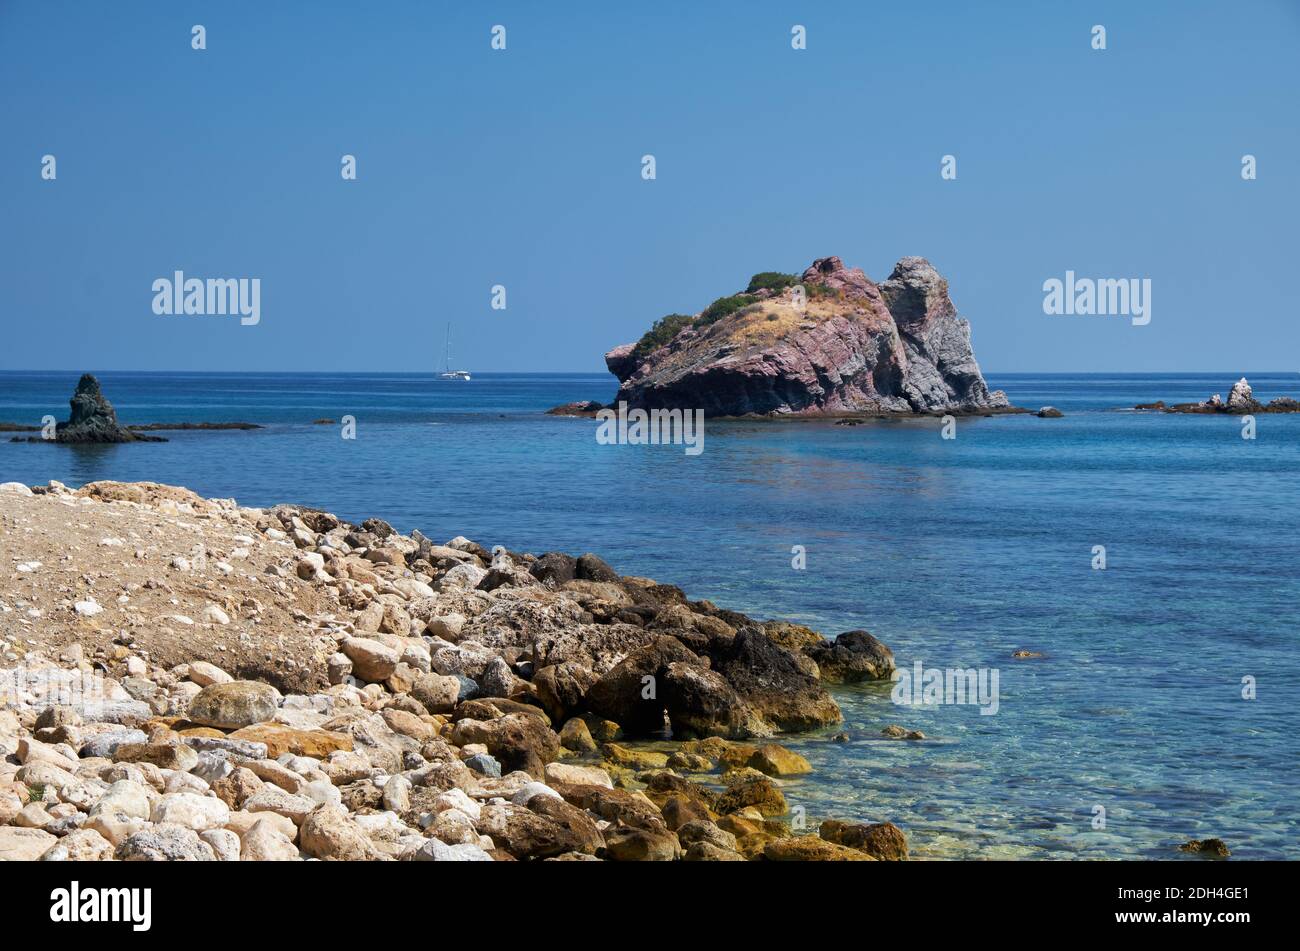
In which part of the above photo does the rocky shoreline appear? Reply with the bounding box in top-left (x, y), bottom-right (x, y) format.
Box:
top-left (548, 400), bottom-right (1033, 422)
top-left (0, 479), bottom-right (906, 861)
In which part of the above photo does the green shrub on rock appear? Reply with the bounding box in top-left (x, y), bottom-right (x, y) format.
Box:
top-left (745, 271), bottom-right (799, 294)
top-left (632, 313), bottom-right (695, 360)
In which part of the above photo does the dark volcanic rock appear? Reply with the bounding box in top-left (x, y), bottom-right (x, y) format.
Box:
top-left (530, 552), bottom-right (578, 586)
top-left (712, 628), bottom-right (842, 732)
top-left (126, 421), bottom-right (262, 431)
top-left (9, 375), bottom-right (266, 443)
top-left (583, 636), bottom-right (702, 735)
top-left (661, 661), bottom-right (765, 739)
top-left (804, 630), bottom-right (895, 684)
top-left (576, 553), bottom-right (619, 583)
top-left (54, 375), bottom-right (165, 443)
top-left (479, 798), bottom-right (604, 860)
top-left (545, 400), bottom-right (605, 417)
top-left (602, 256), bottom-right (1012, 418)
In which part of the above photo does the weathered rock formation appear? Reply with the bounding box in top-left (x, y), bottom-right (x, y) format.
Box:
top-left (6, 374), bottom-right (165, 443)
top-left (1135, 377), bottom-right (1300, 414)
top-left (56, 374), bottom-right (159, 442)
top-left (596, 256), bottom-right (1013, 418)
top-left (7, 374), bottom-right (269, 442)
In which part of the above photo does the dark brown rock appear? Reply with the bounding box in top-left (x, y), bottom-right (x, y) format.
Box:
top-left (819, 819), bottom-right (909, 860)
top-left (603, 824), bottom-right (681, 861)
top-left (804, 629), bottom-right (895, 684)
top-left (641, 771), bottom-right (719, 811)
top-left (712, 628), bottom-right (842, 732)
top-left (479, 798), bottom-right (604, 860)
top-left (551, 782), bottom-right (668, 833)
top-left (662, 661), bottom-right (764, 739)
top-left (532, 662), bottom-right (599, 723)
top-left (716, 773), bottom-right (787, 817)
top-left (584, 636), bottom-right (702, 735)
top-left (576, 553), bottom-right (619, 582)
top-left (529, 552), bottom-right (578, 585)
top-left (450, 712), bottom-right (560, 778)
top-left (1178, 837), bottom-right (1230, 858)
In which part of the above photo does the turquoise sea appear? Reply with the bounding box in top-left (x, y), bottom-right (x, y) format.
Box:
top-left (1, 370), bottom-right (1297, 859)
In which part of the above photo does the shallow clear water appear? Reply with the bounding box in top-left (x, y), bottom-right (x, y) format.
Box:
top-left (2, 370), bottom-right (1297, 859)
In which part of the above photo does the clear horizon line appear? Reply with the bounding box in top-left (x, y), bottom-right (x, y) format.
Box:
top-left (2, 367), bottom-right (1298, 376)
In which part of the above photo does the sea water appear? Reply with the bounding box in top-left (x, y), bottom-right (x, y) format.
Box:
top-left (2, 370), bottom-right (1296, 858)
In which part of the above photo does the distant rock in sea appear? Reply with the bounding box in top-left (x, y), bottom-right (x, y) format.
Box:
top-left (7, 374), bottom-right (268, 443)
top-left (582, 256), bottom-right (1016, 418)
top-left (545, 400), bottom-right (604, 417)
top-left (26, 374), bottom-right (165, 443)
top-left (1135, 377), bottom-right (1300, 414)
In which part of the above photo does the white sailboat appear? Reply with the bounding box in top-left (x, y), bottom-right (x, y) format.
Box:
top-left (438, 324), bottom-right (471, 381)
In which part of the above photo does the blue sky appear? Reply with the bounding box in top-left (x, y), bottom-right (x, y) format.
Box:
top-left (2, 1), bottom-right (1297, 373)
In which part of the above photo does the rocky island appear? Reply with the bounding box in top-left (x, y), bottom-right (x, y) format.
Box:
top-left (557, 256), bottom-right (1019, 418)
top-left (1135, 377), bottom-right (1300, 414)
top-left (0, 479), bottom-right (906, 862)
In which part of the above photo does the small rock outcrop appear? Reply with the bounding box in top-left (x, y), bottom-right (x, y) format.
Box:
top-left (7, 375), bottom-right (271, 442)
top-left (59, 374), bottom-right (162, 442)
top-left (592, 256), bottom-right (1014, 418)
top-left (1136, 377), bottom-right (1300, 414)
top-left (1226, 377), bottom-right (1255, 411)
top-left (10, 374), bottom-right (164, 443)
top-left (1178, 837), bottom-right (1230, 858)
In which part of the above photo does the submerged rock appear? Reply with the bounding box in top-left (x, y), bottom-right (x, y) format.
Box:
top-left (1178, 837), bottom-right (1230, 858)
top-left (763, 836), bottom-right (873, 861)
top-left (820, 819), bottom-right (909, 860)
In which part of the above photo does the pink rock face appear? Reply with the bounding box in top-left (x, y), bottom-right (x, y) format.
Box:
top-left (604, 343), bottom-right (638, 382)
top-left (801, 256), bottom-right (876, 302)
top-left (607, 256), bottom-right (1009, 417)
